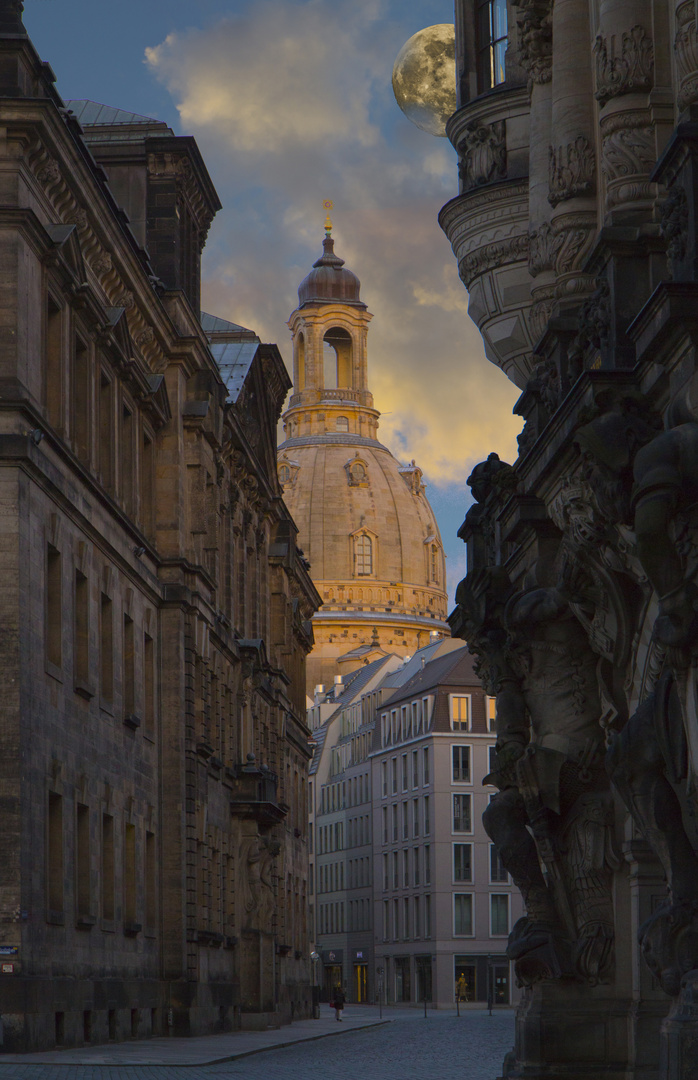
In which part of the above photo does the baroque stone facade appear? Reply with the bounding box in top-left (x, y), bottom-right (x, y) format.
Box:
top-left (0, 7), bottom-right (319, 1051)
top-left (439, 2), bottom-right (698, 1079)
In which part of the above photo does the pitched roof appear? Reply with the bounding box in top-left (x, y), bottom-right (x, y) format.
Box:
top-left (65, 99), bottom-right (172, 139)
top-left (308, 655), bottom-right (396, 774)
top-left (382, 643), bottom-right (474, 705)
top-left (200, 311), bottom-right (256, 336)
top-left (208, 341), bottom-right (259, 403)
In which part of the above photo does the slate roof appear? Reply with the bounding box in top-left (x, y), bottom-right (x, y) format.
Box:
top-left (382, 643), bottom-right (473, 706)
top-left (65, 100), bottom-right (172, 139)
top-left (201, 311), bottom-right (256, 336)
top-left (308, 655), bottom-right (396, 775)
top-left (208, 341), bottom-right (259, 404)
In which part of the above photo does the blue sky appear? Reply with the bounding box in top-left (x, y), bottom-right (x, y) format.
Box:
top-left (24, 0), bottom-right (521, 605)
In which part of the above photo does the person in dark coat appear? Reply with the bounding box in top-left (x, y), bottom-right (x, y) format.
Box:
top-left (333, 986), bottom-right (346, 1020)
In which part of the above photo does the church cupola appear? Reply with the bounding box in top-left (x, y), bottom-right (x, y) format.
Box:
top-left (284, 213), bottom-right (378, 443)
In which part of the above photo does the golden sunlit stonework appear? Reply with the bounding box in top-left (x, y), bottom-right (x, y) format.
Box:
top-left (278, 230), bottom-right (449, 693)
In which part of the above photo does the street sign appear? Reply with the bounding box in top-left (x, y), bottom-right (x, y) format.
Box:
top-left (1, 963), bottom-right (15, 974)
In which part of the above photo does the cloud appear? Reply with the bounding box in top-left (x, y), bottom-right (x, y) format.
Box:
top-left (145, 0), bottom-right (522, 488)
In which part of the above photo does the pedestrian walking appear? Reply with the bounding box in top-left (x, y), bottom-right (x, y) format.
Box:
top-left (333, 985), bottom-right (346, 1021)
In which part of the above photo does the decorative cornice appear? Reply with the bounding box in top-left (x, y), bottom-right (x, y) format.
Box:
top-left (594, 25), bottom-right (654, 107)
top-left (549, 137), bottom-right (596, 206)
top-left (458, 234), bottom-right (530, 288)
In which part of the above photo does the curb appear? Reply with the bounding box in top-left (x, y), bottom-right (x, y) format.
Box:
top-left (0, 1019), bottom-right (391, 1069)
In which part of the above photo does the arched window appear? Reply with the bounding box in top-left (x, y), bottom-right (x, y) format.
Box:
top-left (278, 464), bottom-right (290, 485)
top-left (323, 327), bottom-right (353, 389)
top-left (351, 461), bottom-right (366, 482)
top-left (430, 544), bottom-right (439, 583)
top-left (336, 416), bottom-right (349, 432)
top-left (355, 534), bottom-right (373, 576)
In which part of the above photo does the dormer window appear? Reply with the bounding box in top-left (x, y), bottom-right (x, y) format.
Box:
top-left (478, 0), bottom-right (507, 92)
top-left (346, 453), bottom-right (369, 486)
top-left (355, 533), bottom-right (373, 576)
top-left (279, 464), bottom-right (290, 485)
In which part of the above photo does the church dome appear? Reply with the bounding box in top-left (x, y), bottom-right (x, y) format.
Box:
top-left (280, 228), bottom-right (449, 693)
top-left (297, 236), bottom-right (362, 306)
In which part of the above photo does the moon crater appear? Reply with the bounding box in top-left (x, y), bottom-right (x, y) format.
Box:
top-left (392, 23), bottom-right (457, 138)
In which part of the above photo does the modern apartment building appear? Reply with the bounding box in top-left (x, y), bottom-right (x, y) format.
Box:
top-left (310, 637), bottom-right (523, 1007)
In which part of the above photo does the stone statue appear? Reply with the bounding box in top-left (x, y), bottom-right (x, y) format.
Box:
top-left (240, 830), bottom-right (280, 931)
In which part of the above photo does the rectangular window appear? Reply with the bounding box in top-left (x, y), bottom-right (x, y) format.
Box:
top-left (477, 0), bottom-right (508, 92)
top-left (402, 801), bottom-right (409, 840)
top-left (381, 760), bottom-right (387, 797)
top-left (401, 754), bottom-right (408, 791)
top-left (488, 745), bottom-right (498, 778)
top-left (422, 697), bottom-right (431, 732)
top-left (100, 593), bottom-right (113, 703)
top-left (383, 852), bottom-right (389, 890)
top-left (423, 795), bottom-right (430, 835)
top-left (414, 846), bottom-right (420, 886)
top-left (393, 850), bottom-right (399, 890)
top-left (454, 893), bottom-right (473, 936)
top-left (382, 806), bottom-right (388, 844)
top-left (490, 844), bottom-right (508, 883)
top-left (45, 297), bottom-right (63, 430)
top-left (76, 803), bottom-right (90, 918)
top-left (392, 804), bottom-right (398, 843)
top-left (144, 632), bottom-right (155, 736)
top-left (391, 757), bottom-right (397, 794)
top-left (450, 695), bottom-right (470, 731)
top-left (123, 821), bottom-right (137, 925)
top-left (140, 433), bottom-right (154, 539)
top-left (403, 848), bottom-right (410, 887)
top-left (145, 830), bottom-right (156, 928)
top-left (47, 791), bottom-right (63, 914)
top-left (403, 897), bottom-right (409, 939)
top-left (413, 798), bottom-right (419, 836)
top-left (123, 614), bottom-right (135, 720)
top-left (452, 745), bottom-right (471, 783)
top-left (414, 895), bottom-right (420, 937)
top-left (425, 894), bottom-right (431, 938)
top-left (453, 793), bottom-right (472, 833)
top-left (424, 844), bottom-right (431, 885)
top-left (412, 749), bottom-right (419, 788)
top-left (72, 336), bottom-right (90, 463)
top-left (423, 747), bottom-right (430, 785)
top-left (74, 569), bottom-right (89, 692)
top-left (121, 404), bottom-right (134, 516)
top-left (383, 899), bottom-right (389, 940)
top-left (454, 843), bottom-right (472, 882)
top-left (411, 701), bottom-right (419, 737)
top-left (487, 695), bottom-right (497, 732)
top-left (46, 544), bottom-right (62, 670)
top-left (102, 813), bottom-right (114, 920)
top-left (393, 898), bottom-right (400, 941)
top-left (491, 893), bottom-right (509, 936)
top-left (98, 373), bottom-right (114, 490)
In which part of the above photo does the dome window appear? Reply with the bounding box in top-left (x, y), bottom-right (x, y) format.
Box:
top-left (336, 416), bottom-right (349, 433)
top-left (277, 456), bottom-right (299, 489)
top-left (355, 533), bottom-right (373, 576)
top-left (345, 453), bottom-right (369, 486)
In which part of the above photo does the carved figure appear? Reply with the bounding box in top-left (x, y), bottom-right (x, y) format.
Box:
top-left (241, 831), bottom-right (279, 930)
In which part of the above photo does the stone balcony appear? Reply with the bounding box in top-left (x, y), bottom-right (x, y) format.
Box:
top-left (440, 85), bottom-right (535, 389)
top-left (228, 755), bottom-right (287, 827)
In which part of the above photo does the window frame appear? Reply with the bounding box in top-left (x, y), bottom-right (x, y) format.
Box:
top-left (490, 892), bottom-right (510, 937)
top-left (451, 744), bottom-right (472, 784)
top-left (452, 792), bottom-right (472, 834)
top-left (449, 694), bottom-right (471, 732)
top-left (453, 892), bottom-right (474, 937)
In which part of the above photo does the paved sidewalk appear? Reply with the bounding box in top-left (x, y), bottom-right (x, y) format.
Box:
top-left (0, 1006), bottom-right (387, 1067)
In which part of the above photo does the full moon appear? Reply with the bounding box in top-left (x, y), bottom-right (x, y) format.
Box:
top-left (392, 24), bottom-right (457, 138)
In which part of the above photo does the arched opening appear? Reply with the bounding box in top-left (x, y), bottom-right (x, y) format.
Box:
top-left (296, 332), bottom-right (305, 390)
top-left (323, 326), bottom-right (353, 389)
top-left (355, 533), bottom-right (373, 576)
top-left (336, 416), bottom-right (349, 432)
top-left (430, 544), bottom-right (440, 584)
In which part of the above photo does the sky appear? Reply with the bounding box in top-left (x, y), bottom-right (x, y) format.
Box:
top-left (24, 0), bottom-right (522, 606)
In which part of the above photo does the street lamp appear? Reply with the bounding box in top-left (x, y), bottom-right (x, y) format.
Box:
top-left (311, 951), bottom-right (320, 1019)
top-left (376, 965), bottom-right (384, 1020)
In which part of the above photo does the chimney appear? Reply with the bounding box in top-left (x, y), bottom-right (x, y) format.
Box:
top-left (333, 675), bottom-right (343, 698)
top-left (314, 684), bottom-right (324, 704)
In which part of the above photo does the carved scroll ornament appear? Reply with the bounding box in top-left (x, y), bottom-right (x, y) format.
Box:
top-left (516, 0), bottom-right (552, 85)
top-left (549, 137), bottom-right (596, 206)
top-left (594, 25), bottom-right (654, 107)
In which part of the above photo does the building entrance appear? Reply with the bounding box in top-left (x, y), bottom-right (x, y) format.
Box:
top-left (323, 964), bottom-right (343, 1002)
top-left (354, 963), bottom-right (368, 1002)
top-left (394, 956), bottom-right (411, 1002)
top-left (454, 959), bottom-right (476, 1002)
top-left (493, 964), bottom-right (510, 1004)
top-left (414, 955), bottom-right (432, 1003)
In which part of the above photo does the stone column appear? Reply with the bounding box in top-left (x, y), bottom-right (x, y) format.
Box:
top-left (548, 0), bottom-right (598, 308)
top-left (594, 0), bottom-right (655, 221)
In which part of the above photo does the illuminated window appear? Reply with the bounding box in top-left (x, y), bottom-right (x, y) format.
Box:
top-left (336, 416), bottom-right (349, 432)
top-left (451, 695), bottom-right (470, 731)
top-left (487, 695), bottom-right (497, 732)
top-left (355, 533), bottom-right (373, 575)
top-left (478, 0), bottom-right (507, 91)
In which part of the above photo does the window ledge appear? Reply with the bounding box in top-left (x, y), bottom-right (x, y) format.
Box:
top-left (123, 713), bottom-right (141, 731)
top-left (46, 909), bottom-right (65, 926)
top-left (74, 680), bottom-right (95, 701)
top-left (123, 921), bottom-right (142, 936)
top-left (76, 914), bottom-right (96, 929)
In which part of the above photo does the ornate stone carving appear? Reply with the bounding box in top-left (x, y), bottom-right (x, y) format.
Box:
top-left (516, 0), bottom-right (553, 85)
top-left (457, 121), bottom-right (506, 191)
top-left (552, 215), bottom-right (596, 278)
top-left (599, 111), bottom-right (655, 207)
top-left (528, 223), bottom-right (561, 277)
top-left (458, 234), bottom-right (529, 288)
top-left (676, 0), bottom-right (698, 111)
top-left (92, 251), bottom-right (113, 276)
top-left (566, 278), bottom-right (610, 371)
top-left (37, 158), bottom-right (60, 186)
top-left (660, 185), bottom-right (689, 272)
top-left (594, 25), bottom-right (654, 107)
top-left (549, 137), bottom-right (596, 206)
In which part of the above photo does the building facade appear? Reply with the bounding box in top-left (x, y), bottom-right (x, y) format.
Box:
top-left (308, 640), bottom-right (523, 1008)
top-left (0, 7), bottom-right (319, 1051)
top-left (277, 219), bottom-right (449, 694)
top-left (434, 1), bottom-right (698, 1078)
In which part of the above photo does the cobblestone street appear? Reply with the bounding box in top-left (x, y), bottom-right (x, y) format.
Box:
top-left (0, 1008), bottom-right (514, 1080)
